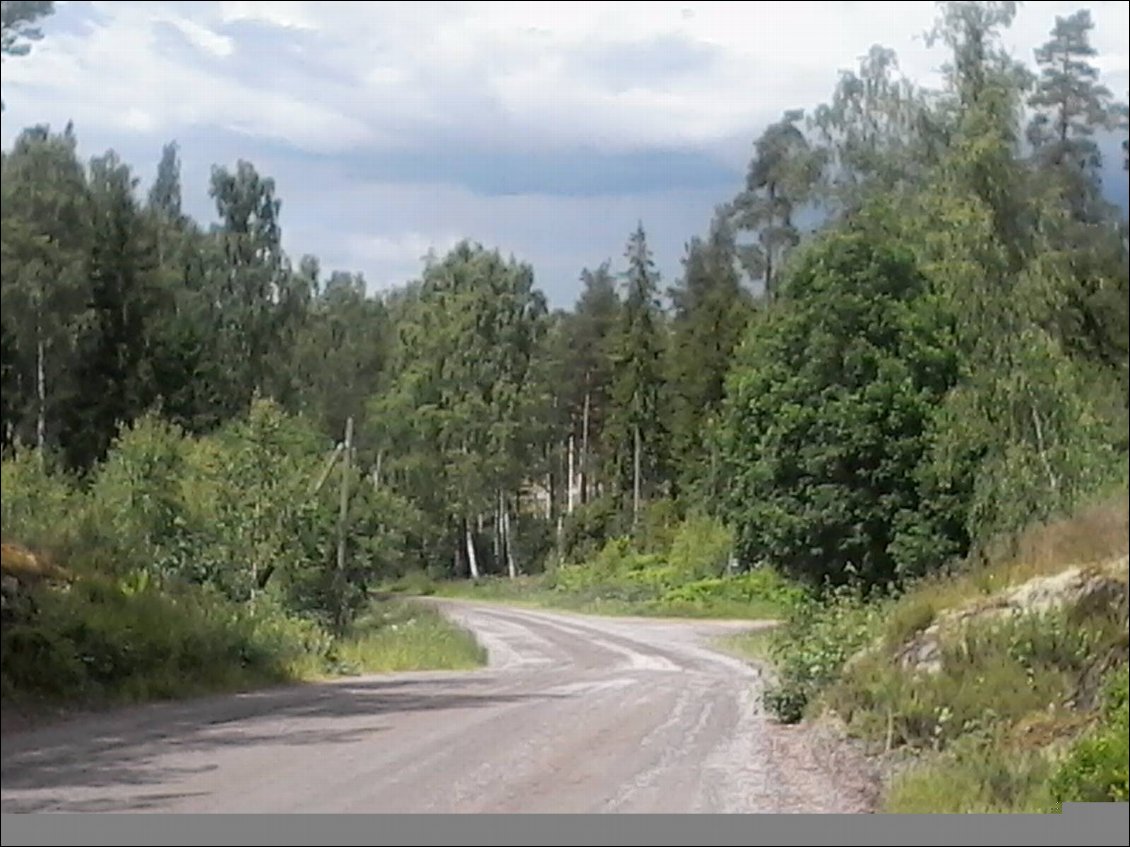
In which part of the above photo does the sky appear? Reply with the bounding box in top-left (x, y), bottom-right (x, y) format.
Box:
top-left (1, 1), bottom-right (1128, 308)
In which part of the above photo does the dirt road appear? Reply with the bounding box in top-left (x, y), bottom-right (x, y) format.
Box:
top-left (1, 601), bottom-right (873, 813)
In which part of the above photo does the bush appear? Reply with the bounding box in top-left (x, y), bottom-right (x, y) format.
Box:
top-left (559, 496), bottom-right (621, 564)
top-left (1050, 665), bottom-right (1130, 806)
top-left (665, 512), bottom-right (734, 580)
top-left (761, 587), bottom-right (885, 723)
top-left (718, 226), bottom-right (965, 590)
top-left (0, 449), bottom-right (81, 559)
top-left (0, 577), bottom-right (311, 703)
top-left (827, 610), bottom-right (1109, 752)
top-left (659, 568), bottom-right (805, 610)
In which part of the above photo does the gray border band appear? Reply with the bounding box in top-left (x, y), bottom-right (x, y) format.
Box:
top-left (1, 805), bottom-right (1128, 847)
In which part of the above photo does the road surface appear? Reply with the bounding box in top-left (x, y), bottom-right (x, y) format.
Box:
top-left (1, 600), bottom-right (872, 813)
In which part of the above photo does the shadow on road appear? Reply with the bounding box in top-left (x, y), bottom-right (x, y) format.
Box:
top-left (1, 676), bottom-right (565, 799)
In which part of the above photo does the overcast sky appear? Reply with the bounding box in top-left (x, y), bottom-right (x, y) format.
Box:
top-left (2, 1), bottom-right (1127, 307)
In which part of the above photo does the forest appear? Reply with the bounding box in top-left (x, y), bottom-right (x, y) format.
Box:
top-left (1, 2), bottom-right (1128, 807)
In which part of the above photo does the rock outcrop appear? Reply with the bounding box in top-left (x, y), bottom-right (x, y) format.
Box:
top-left (891, 557), bottom-right (1129, 677)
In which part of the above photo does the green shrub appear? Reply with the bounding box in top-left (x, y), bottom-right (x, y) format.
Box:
top-left (659, 568), bottom-right (805, 613)
top-left (826, 609), bottom-right (1116, 751)
top-left (386, 570), bottom-right (439, 596)
top-left (0, 578), bottom-right (308, 703)
top-left (0, 448), bottom-right (81, 557)
top-left (761, 587), bottom-right (885, 723)
top-left (559, 496), bottom-right (621, 564)
top-left (665, 512), bottom-right (734, 580)
top-left (1050, 665), bottom-right (1130, 806)
top-left (632, 498), bottom-right (682, 554)
top-left (885, 733), bottom-right (1055, 813)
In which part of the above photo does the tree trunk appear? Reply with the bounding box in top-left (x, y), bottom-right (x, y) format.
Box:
top-left (503, 498), bottom-right (517, 579)
top-left (493, 489), bottom-right (502, 567)
top-left (581, 388), bottom-right (591, 504)
top-left (35, 316), bottom-right (46, 456)
top-left (632, 424), bottom-right (642, 529)
top-left (335, 416), bottom-right (354, 634)
top-left (465, 521), bottom-right (481, 580)
top-left (567, 431), bottom-right (576, 515)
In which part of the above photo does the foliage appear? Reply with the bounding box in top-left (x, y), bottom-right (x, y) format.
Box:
top-left (1049, 665), bottom-right (1130, 806)
top-left (760, 587), bottom-right (884, 723)
top-left (720, 218), bottom-right (964, 588)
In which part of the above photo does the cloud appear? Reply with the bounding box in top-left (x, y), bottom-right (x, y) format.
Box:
top-left (168, 15), bottom-right (234, 57)
top-left (4, 1), bottom-right (1127, 159)
top-left (1, 1), bottom-right (1127, 307)
top-left (218, 1), bottom-right (318, 31)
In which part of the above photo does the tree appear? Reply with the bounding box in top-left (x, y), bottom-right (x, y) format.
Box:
top-left (0, 1), bottom-right (53, 108)
top-left (291, 265), bottom-right (391, 441)
top-left (719, 219), bottom-right (962, 587)
top-left (928, 1), bottom-right (1022, 114)
top-left (1027, 9), bottom-right (1118, 216)
top-left (667, 209), bottom-right (754, 502)
top-left (811, 45), bottom-right (943, 212)
top-left (606, 224), bottom-right (667, 527)
top-left (1022, 12), bottom-right (1128, 403)
top-left (148, 141), bottom-right (184, 223)
top-left (208, 160), bottom-right (290, 411)
top-left (908, 1), bottom-right (1122, 541)
top-left (0, 124), bottom-right (90, 455)
top-left (559, 262), bottom-right (621, 507)
top-left (731, 110), bottom-right (824, 299)
top-left (371, 242), bottom-right (546, 579)
top-left (61, 151), bottom-right (158, 470)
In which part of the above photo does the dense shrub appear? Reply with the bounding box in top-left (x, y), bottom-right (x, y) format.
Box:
top-left (1050, 665), bottom-right (1130, 805)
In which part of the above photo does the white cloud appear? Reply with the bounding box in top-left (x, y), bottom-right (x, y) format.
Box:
top-left (218, 1), bottom-right (318, 31)
top-left (2, 1), bottom-right (1127, 307)
top-left (169, 16), bottom-right (235, 58)
top-left (4, 1), bottom-right (1126, 158)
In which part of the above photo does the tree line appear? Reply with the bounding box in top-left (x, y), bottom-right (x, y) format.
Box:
top-left (2, 2), bottom-right (1128, 606)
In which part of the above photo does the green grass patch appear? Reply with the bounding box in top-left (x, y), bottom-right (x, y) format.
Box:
top-left (425, 571), bottom-right (797, 620)
top-left (1048, 664), bottom-right (1129, 807)
top-left (327, 600), bottom-right (486, 675)
top-left (717, 627), bottom-right (779, 664)
top-left (885, 734), bottom-right (1057, 813)
top-left (1, 583), bottom-right (485, 712)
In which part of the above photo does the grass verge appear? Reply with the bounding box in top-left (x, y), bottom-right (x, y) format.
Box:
top-left (325, 600), bottom-right (487, 676)
top-left (752, 493), bottom-right (1129, 813)
top-left (716, 627), bottom-right (779, 664)
top-left (1, 582), bottom-right (486, 723)
top-left (392, 569), bottom-right (799, 621)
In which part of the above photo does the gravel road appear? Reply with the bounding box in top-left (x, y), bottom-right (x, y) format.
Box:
top-left (1, 600), bottom-right (874, 813)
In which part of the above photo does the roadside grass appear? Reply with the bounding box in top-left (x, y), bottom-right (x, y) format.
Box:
top-left (1, 580), bottom-right (485, 717)
top-left (716, 627), bottom-right (778, 665)
top-left (409, 573), bottom-right (795, 621)
top-left (753, 492), bottom-right (1129, 813)
top-left (325, 600), bottom-right (486, 676)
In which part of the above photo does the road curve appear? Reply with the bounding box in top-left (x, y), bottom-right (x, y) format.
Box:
top-left (1, 600), bottom-right (871, 813)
